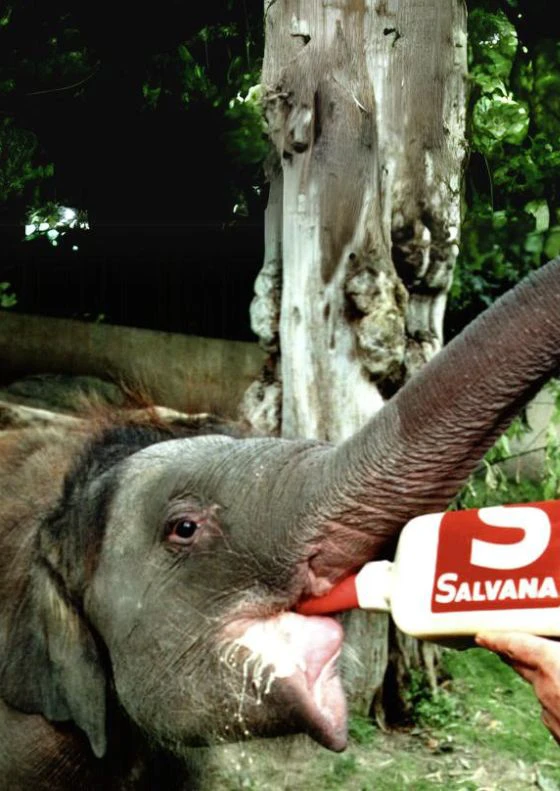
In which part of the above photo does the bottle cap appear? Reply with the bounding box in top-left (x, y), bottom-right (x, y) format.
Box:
top-left (296, 561), bottom-right (392, 615)
top-left (296, 573), bottom-right (359, 615)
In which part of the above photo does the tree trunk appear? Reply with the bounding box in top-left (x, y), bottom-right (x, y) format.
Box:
top-left (245, 0), bottom-right (467, 719)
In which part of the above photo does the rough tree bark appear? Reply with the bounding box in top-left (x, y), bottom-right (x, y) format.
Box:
top-left (243, 0), bottom-right (467, 720)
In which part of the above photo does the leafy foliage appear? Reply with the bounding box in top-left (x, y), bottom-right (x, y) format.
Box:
top-left (0, 1), bottom-right (557, 342)
top-left (139, 25), bottom-right (266, 217)
top-left (0, 119), bottom-right (54, 204)
top-left (405, 668), bottom-right (462, 729)
top-left (226, 84), bottom-right (267, 168)
top-left (452, 380), bottom-right (560, 511)
top-left (24, 203), bottom-right (89, 246)
top-left (348, 713), bottom-right (378, 744)
top-left (0, 282), bottom-right (17, 308)
top-left (0, 7), bottom-right (96, 210)
top-left (448, 3), bottom-right (560, 336)
top-left (0, 1), bottom-right (265, 232)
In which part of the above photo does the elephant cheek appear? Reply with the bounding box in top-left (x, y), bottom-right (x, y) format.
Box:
top-left (302, 522), bottom-right (388, 586)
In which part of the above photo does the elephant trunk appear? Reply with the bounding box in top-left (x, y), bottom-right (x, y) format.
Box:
top-left (297, 257), bottom-right (560, 579)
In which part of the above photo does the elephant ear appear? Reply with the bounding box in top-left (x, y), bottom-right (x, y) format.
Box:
top-left (0, 568), bottom-right (107, 758)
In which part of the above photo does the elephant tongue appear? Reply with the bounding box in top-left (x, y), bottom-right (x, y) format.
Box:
top-left (235, 612), bottom-right (347, 750)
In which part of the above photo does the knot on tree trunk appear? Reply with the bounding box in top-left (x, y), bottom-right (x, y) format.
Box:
top-left (345, 257), bottom-right (408, 398)
top-left (392, 211), bottom-right (461, 377)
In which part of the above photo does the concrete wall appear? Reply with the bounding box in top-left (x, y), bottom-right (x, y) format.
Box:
top-left (0, 312), bottom-right (264, 418)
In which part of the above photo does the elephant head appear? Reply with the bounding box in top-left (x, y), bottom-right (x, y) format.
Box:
top-left (1, 259), bottom-right (559, 778)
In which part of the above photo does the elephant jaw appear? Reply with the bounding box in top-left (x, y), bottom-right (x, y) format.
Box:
top-left (227, 612), bottom-right (347, 751)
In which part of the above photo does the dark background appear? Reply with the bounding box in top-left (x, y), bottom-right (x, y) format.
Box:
top-left (0, 0), bottom-right (265, 341)
top-left (0, 0), bottom-right (555, 341)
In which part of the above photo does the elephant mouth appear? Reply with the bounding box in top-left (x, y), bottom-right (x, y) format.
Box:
top-left (282, 634), bottom-right (347, 751)
top-left (225, 611), bottom-right (347, 751)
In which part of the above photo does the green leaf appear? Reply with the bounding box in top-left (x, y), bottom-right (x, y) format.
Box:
top-left (524, 231), bottom-right (544, 258)
top-left (492, 210), bottom-right (508, 229)
top-left (469, 9), bottom-right (518, 80)
top-left (142, 82), bottom-right (162, 110)
top-left (470, 70), bottom-right (508, 96)
top-left (544, 227), bottom-right (560, 259)
top-left (472, 94), bottom-right (529, 152)
top-left (178, 45), bottom-right (193, 63)
top-left (0, 282), bottom-right (17, 308)
top-left (0, 6), bottom-right (12, 26)
top-left (0, 78), bottom-right (15, 94)
top-left (525, 200), bottom-right (550, 233)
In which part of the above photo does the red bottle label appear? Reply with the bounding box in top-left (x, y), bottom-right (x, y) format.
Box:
top-left (431, 501), bottom-right (560, 613)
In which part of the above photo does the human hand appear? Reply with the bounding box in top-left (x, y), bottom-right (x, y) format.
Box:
top-left (476, 631), bottom-right (560, 744)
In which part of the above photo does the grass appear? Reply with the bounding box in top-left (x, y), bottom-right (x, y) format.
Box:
top-left (443, 648), bottom-right (560, 777)
top-left (197, 648), bottom-right (560, 790)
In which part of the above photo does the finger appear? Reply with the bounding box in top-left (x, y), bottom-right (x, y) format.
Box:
top-left (475, 631), bottom-right (559, 669)
top-left (541, 707), bottom-right (560, 745)
top-left (533, 670), bottom-right (560, 715)
top-left (507, 660), bottom-right (538, 685)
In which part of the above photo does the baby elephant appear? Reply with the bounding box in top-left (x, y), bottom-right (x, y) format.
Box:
top-left (2, 257), bottom-right (560, 789)
top-left (0, 415), bottom-right (347, 789)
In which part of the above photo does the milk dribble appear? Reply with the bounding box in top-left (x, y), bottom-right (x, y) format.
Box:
top-left (296, 501), bottom-right (560, 646)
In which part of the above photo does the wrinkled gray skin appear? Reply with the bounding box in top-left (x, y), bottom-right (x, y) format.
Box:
top-left (1, 259), bottom-right (560, 789)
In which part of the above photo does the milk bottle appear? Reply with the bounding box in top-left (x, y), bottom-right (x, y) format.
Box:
top-left (296, 501), bottom-right (560, 645)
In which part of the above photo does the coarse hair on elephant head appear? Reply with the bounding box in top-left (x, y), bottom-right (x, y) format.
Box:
top-left (1, 258), bottom-right (560, 788)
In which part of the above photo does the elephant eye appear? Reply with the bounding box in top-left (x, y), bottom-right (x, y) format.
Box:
top-left (167, 519), bottom-right (200, 547)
